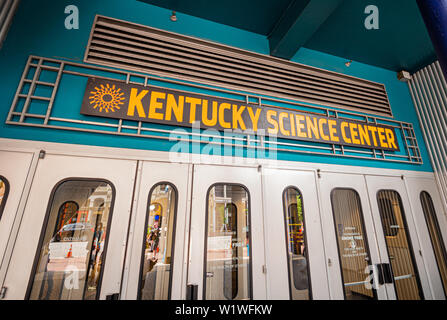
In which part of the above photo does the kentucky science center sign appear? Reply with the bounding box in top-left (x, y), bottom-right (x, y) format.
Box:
top-left (81, 78), bottom-right (400, 152)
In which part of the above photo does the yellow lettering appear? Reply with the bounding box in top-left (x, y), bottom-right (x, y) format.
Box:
top-left (247, 107), bottom-right (262, 132)
top-left (319, 118), bottom-right (329, 141)
top-left (385, 128), bottom-right (398, 150)
top-left (350, 123), bottom-right (360, 144)
top-left (165, 94), bottom-right (184, 122)
top-left (186, 97), bottom-right (201, 123)
top-left (266, 110), bottom-right (278, 135)
top-left (341, 122), bottom-right (351, 143)
top-left (358, 124), bottom-right (371, 146)
top-left (306, 116), bottom-right (319, 139)
top-left (290, 114), bottom-right (296, 136)
top-left (279, 112), bottom-right (290, 136)
top-left (202, 100), bottom-right (218, 126)
top-left (328, 119), bottom-right (339, 142)
top-left (296, 115), bottom-right (307, 138)
top-left (219, 103), bottom-right (231, 129)
top-left (377, 127), bottom-right (388, 148)
top-left (148, 91), bottom-right (165, 120)
top-left (232, 104), bottom-right (246, 130)
top-left (127, 88), bottom-right (148, 117)
top-left (368, 126), bottom-right (378, 146)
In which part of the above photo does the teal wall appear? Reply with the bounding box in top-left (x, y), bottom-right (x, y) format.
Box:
top-left (0, 0), bottom-right (433, 172)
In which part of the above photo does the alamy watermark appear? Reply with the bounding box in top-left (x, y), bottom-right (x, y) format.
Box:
top-left (64, 5), bottom-right (79, 30)
top-left (168, 121), bottom-right (279, 169)
top-left (364, 5), bottom-right (379, 30)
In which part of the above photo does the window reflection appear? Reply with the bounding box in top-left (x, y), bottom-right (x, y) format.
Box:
top-left (331, 189), bottom-right (376, 300)
top-left (377, 190), bottom-right (423, 300)
top-left (420, 191), bottom-right (447, 297)
top-left (283, 187), bottom-right (310, 300)
top-left (140, 184), bottom-right (177, 300)
top-left (205, 184), bottom-right (251, 300)
top-left (0, 176), bottom-right (9, 219)
top-left (28, 180), bottom-right (114, 300)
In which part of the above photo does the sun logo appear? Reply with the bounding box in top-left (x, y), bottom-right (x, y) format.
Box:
top-left (89, 83), bottom-right (126, 113)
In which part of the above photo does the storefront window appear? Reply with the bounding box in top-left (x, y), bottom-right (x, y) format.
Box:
top-left (331, 188), bottom-right (376, 300)
top-left (420, 191), bottom-right (447, 297)
top-left (377, 190), bottom-right (423, 300)
top-left (139, 183), bottom-right (177, 300)
top-left (28, 180), bottom-right (114, 300)
top-left (0, 176), bottom-right (9, 220)
top-left (283, 187), bottom-right (310, 300)
top-left (205, 184), bottom-right (251, 300)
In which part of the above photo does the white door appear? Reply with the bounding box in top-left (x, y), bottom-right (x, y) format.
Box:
top-left (319, 172), bottom-right (388, 300)
top-left (187, 164), bottom-right (267, 300)
top-left (405, 176), bottom-right (447, 299)
top-left (262, 167), bottom-right (329, 299)
top-left (2, 153), bottom-right (137, 300)
top-left (365, 175), bottom-right (430, 300)
top-left (0, 150), bottom-right (35, 275)
top-left (120, 161), bottom-right (191, 300)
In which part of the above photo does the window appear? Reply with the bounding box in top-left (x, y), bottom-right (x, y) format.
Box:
top-left (283, 187), bottom-right (311, 300)
top-left (205, 184), bottom-right (251, 300)
top-left (377, 190), bottom-right (423, 300)
top-left (420, 191), bottom-right (447, 297)
top-left (331, 188), bottom-right (376, 300)
top-left (27, 179), bottom-right (114, 300)
top-left (139, 183), bottom-right (177, 300)
top-left (0, 176), bottom-right (10, 220)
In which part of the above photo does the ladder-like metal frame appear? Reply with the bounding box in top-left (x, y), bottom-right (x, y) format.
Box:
top-left (5, 55), bottom-right (423, 165)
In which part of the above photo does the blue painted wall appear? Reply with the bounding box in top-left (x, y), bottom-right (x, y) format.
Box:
top-left (0, 0), bottom-right (433, 172)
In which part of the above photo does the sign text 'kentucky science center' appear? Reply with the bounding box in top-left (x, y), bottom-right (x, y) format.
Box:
top-left (81, 78), bottom-right (400, 151)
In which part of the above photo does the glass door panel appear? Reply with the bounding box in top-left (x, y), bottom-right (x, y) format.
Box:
top-left (2, 154), bottom-right (137, 299)
top-left (318, 172), bottom-right (388, 300)
top-left (365, 175), bottom-right (431, 300)
top-left (188, 164), bottom-right (266, 300)
top-left (331, 188), bottom-right (376, 300)
top-left (376, 190), bottom-right (423, 300)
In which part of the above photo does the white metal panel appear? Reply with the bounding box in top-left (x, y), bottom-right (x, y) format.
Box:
top-left (121, 161), bottom-right (191, 299)
top-left (2, 154), bottom-right (137, 299)
top-left (318, 172), bottom-right (388, 300)
top-left (188, 164), bottom-right (266, 300)
top-left (0, 150), bottom-right (34, 269)
top-left (409, 61), bottom-right (447, 213)
top-left (365, 175), bottom-right (431, 299)
top-left (262, 167), bottom-right (329, 299)
top-left (405, 176), bottom-right (446, 299)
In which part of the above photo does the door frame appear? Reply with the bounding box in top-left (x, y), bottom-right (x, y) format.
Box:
top-left (365, 175), bottom-right (429, 299)
top-left (119, 160), bottom-right (192, 300)
top-left (0, 152), bottom-right (138, 299)
top-left (24, 177), bottom-right (118, 300)
top-left (0, 138), bottom-right (444, 300)
top-left (187, 163), bottom-right (267, 300)
top-left (318, 171), bottom-right (389, 300)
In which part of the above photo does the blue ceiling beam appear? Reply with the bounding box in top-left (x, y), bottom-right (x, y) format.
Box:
top-left (417, 0), bottom-right (447, 79)
top-left (268, 0), bottom-right (344, 60)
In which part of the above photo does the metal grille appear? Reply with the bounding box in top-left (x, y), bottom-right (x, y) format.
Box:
top-left (408, 61), bottom-right (447, 211)
top-left (84, 15), bottom-right (393, 117)
top-left (5, 55), bottom-right (421, 164)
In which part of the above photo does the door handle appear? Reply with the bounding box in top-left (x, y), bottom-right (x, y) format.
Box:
top-left (105, 293), bottom-right (120, 300)
top-left (382, 263), bottom-right (393, 284)
top-left (376, 263), bottom-right (393, 285)
top-left (186, 284), bottom-right (198, 300)
top-left (376, 264), bottom-right (385, 285)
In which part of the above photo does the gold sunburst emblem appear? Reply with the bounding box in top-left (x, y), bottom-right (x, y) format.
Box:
top-left (89, 84), bottom-right (126, 113)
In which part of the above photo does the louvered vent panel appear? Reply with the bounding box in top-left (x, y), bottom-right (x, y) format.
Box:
top-left (85, 15), bottom-right (393, 117)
